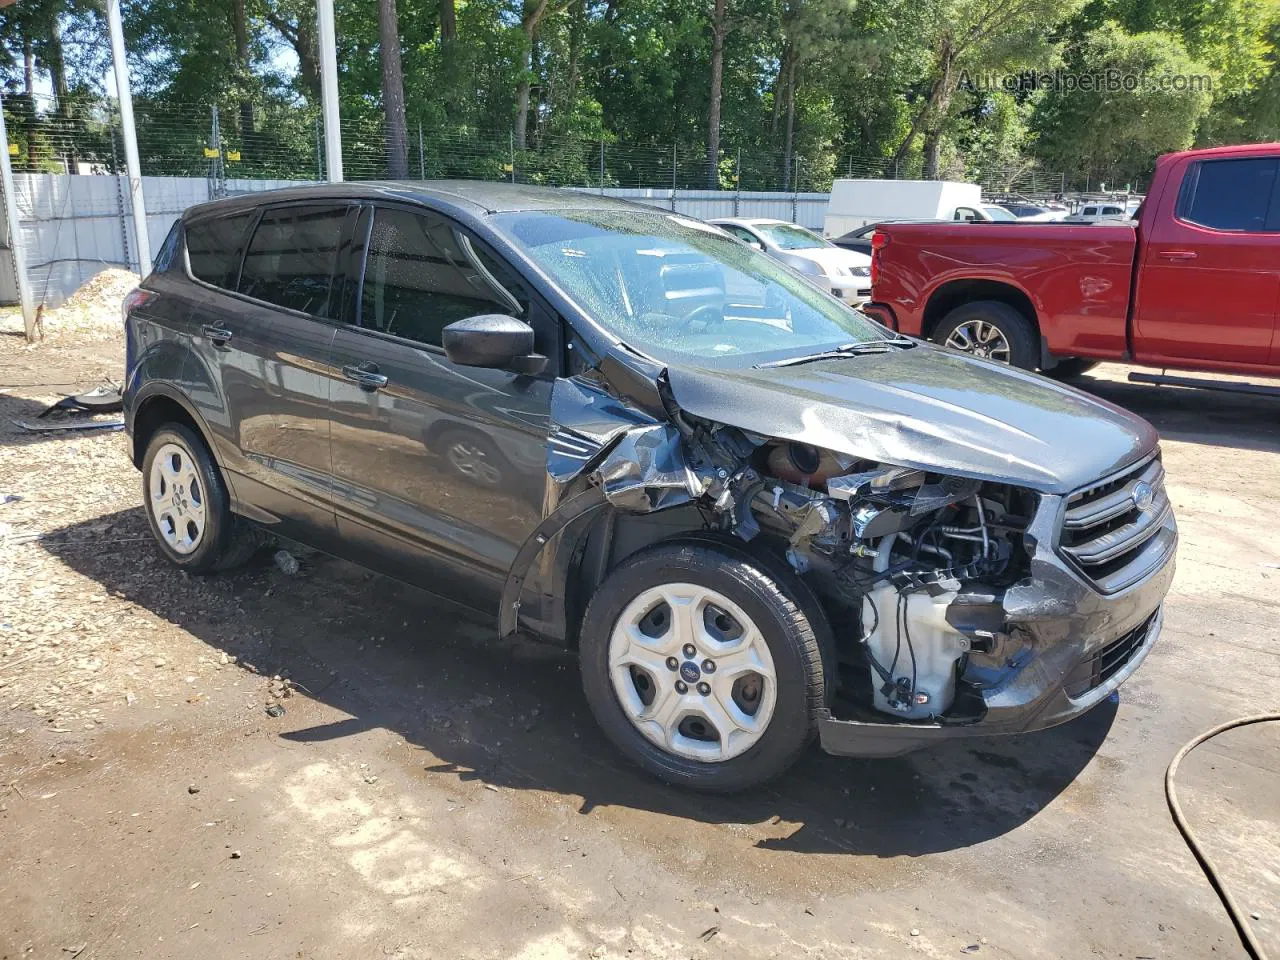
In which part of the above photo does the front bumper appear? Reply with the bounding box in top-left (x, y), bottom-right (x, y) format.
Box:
top-left (831, 282), bottom-right (871, 305)
top-left (818, 490), bottom-right (1178, 757)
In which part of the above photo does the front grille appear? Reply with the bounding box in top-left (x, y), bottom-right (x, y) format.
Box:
top-left (1059, 454), bottom-right (1176, 593)
top-left (1063, 611), bottom-right (1158, 699)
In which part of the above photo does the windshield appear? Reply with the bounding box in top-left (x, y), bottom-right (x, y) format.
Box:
top-left (754, 222), bottom-right (828, 250)
top-left (491, 209), bottom-right (886, 366)
top-left (983, 206), bottom-right (1018, 221)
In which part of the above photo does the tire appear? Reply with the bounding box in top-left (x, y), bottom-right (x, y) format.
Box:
top-left (578, 540), bottom-right (828, 792)
top-left (932, 300), bottom-right (1039, 370)
top-left (140, 423), bottom-right (259, 574)
top-left (1045, 357), bottom-right (1099, 379)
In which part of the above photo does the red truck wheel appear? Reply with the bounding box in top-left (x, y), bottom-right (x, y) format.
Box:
top-left (933, 301), bottom-right (1038, 370)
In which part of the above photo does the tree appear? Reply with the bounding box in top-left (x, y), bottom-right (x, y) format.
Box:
top-left (378, 0), bottom-right (409, 177)
top-left (889, 0), bottom-right (1081, 178)
top-left (1033, 23), bottom-right (1214, 185)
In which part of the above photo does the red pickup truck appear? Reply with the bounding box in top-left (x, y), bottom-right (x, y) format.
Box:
top-left (864, 143), bottom-right (1280, 382)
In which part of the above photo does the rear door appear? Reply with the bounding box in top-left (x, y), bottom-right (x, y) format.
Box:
top-left (327, 203), bottom-right (556, 610)
top-left (221, 201), bottom-right (356, 541)
top-left (1134, 154), bottom-right (1280, 367)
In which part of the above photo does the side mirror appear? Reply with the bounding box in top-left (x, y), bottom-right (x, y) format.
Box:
top-left (754, 241), bottom-right (767, 253)
top-left (442, 314), bottom-right (546, 374)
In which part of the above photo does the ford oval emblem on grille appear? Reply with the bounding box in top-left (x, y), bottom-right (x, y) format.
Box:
top-left (1132, 481), bottom-right (1154, 511)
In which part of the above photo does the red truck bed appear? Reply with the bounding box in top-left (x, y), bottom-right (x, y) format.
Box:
top-left (865, 143), bottom-right (1280, 378)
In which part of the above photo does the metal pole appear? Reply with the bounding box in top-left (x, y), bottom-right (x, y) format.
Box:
top-left (599, 138), bottom-right (605, 194)
top-left (418, 122), bottom-right (425, 179)
top-left (509, 131), bottom-right (515, 183)
top-left (316, 0), bottom-right (343, 182)
top-left (671, 142), bottom-right (677, 211)
top-left (734, 147), bottom-right (741, 217)
top-left (107, 0), bottom-right (151, 275)
top-left (0, 94), bottom-right (35, 340)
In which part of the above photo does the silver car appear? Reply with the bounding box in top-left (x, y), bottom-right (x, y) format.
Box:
top-left (709, 217), bottom-right (872, 304)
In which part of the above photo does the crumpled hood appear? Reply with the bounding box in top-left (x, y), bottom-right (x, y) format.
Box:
top-left (664, 344), bottom-right (1158, 494)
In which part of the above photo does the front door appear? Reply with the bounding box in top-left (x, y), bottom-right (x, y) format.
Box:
top-left (327, 204), bottom-right (556, 610)
top-left (1134, 153), bottom-right (1280, 369)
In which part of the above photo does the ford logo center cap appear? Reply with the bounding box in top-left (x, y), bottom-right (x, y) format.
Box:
top-left (1132, 481), bottom-right (1155, 511)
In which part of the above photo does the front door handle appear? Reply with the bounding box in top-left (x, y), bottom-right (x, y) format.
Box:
top-left (342, 362), bottom-right (389, 391)
top-left (1158, 249), bottom-right (1198, 261)
top-left (201, 323), bottom-right (233, 346)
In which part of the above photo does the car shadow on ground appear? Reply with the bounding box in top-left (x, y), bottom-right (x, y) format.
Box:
top-left (45, 505), bottom-right (1116, 859)
top-left (1069, 373), bottom-right (1280, 454)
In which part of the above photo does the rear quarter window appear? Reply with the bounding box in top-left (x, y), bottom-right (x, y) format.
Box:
top-left (185, 212), bottom-right (254, 288)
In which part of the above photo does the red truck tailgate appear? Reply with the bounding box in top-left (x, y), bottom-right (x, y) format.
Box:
top-left (871, 222), bottom-right (1138, 358)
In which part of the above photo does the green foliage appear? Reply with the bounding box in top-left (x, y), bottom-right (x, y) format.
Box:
top-left (0, 0), bottom-right (1274, 189)
top-left (1033, 23), bottom-right (1214, 184)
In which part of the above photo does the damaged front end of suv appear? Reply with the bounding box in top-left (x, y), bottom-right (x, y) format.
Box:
top-left (501, 343), bottom-right (1177, 764)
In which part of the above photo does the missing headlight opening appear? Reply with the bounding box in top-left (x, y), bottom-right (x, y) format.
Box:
top-left (508, 370), bottom-right (1045, 729)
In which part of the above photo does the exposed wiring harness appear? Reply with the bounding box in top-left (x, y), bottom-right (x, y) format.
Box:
top-left (1166, 714), bottom-right (1280, 960)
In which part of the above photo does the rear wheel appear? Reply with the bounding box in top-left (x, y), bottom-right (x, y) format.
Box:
top-left (933, 300), bottom-right (1039, 370)
top-left (578, 541), bottom-right (828, 792)
top-left (141, 424), bottom-right (259, 573)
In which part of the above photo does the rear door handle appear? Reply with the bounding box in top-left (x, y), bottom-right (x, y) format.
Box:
top-left (201, 323), bottom-right (233, 346)
top-left (1158, 249), bottom-right (1198, 261)
top-left (342, 363), bottom-right (389, 391)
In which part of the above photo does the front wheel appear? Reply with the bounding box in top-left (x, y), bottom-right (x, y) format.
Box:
top-left (932, 301), bottom-right (1039, 370)
top-left (578, 541), bottom-right (828, 792)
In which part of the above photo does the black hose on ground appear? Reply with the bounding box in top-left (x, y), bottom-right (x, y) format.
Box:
top-left (1165, 714), bottom-right (1280, 960)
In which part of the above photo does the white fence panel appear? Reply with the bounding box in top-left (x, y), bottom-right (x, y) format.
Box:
top-left (4, 175), bottom-right (833, 307)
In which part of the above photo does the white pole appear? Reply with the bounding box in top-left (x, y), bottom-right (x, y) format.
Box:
top-left (0, 96), bottom-right (35, 340)
top-left (316, 0), bottom-right (343, 182)
top-left (107, 0), bottom-right (151, 276)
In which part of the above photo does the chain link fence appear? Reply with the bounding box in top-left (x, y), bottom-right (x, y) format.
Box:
top-left (3, 94), bottom-right (1133, 198)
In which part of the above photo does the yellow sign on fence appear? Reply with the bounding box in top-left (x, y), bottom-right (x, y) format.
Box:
top-left (203, 147), bottom-right (220, 158)
top-left (225, 150), bottom-right (241, 161)
top-left (7, 143), bottom-right (17, 156)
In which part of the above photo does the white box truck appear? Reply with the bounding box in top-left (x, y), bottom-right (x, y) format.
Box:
top-left (823, 179), bottom-right (986, 237)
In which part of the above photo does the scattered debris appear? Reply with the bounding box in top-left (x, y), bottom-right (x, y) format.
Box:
top-left (38, 382), bottom-right (123, 418)
top-left (484, 783), bottom-right (499, 792)
top-left (962, 945), bottom-right (981, 954)
top-left (265, 704), bottom-right (285, 718)
top-left (273, 550), bottom-right (301, 576)
top-left (910, 928), bottom-right (921, 937)
top-left (363, 775), bottom-right (379, 785)
top-left (61, 943), bottom-right (87, 958)
top-left (187, 785), bottom-right (200, 795)
top-left (11, 418), bottom-right (124, 433)
top-left (230, 850), bottom-right (242, 859)
top-left (698, 926), bottom-right (720, 942)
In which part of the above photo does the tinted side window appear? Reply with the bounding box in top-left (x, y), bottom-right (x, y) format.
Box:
top-left (153, 220), bottom-right (182, 273)
top-left (186, 212), bottom-right (252, 287)
top-left (239, 205), bottom-right (348, 316)
top-left (359, 208), bottom-right (524, 346)
top-left (1179, 157), bottom-right (1278, 232)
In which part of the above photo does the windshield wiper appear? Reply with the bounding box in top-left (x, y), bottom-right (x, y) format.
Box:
top-left (754, 338), bottom-right (914, 368)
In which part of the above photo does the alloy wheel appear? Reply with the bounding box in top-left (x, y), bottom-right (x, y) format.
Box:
top-left (148, 441), bottom-right (207, 555)
top-left (945, 319), bottom-right (1012, 363)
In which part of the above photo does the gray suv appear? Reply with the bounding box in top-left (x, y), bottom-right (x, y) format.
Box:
top-left (124, 182), bottom-right (1177, 791)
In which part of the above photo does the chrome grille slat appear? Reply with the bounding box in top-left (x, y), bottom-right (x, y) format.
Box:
top-left (1063, 496), bottom-right (1171, 565)
top-left (1064, 460), bottom-right (1164, 529)
top-left (1059, 454), bottom-right (1175, 593)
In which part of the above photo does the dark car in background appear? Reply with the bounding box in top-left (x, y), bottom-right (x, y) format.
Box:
top-left (123, 182), bottom-right (1176, 792)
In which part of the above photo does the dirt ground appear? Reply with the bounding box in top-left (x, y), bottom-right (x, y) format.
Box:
top-left (1, 310), bottom-right (1277, 960)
